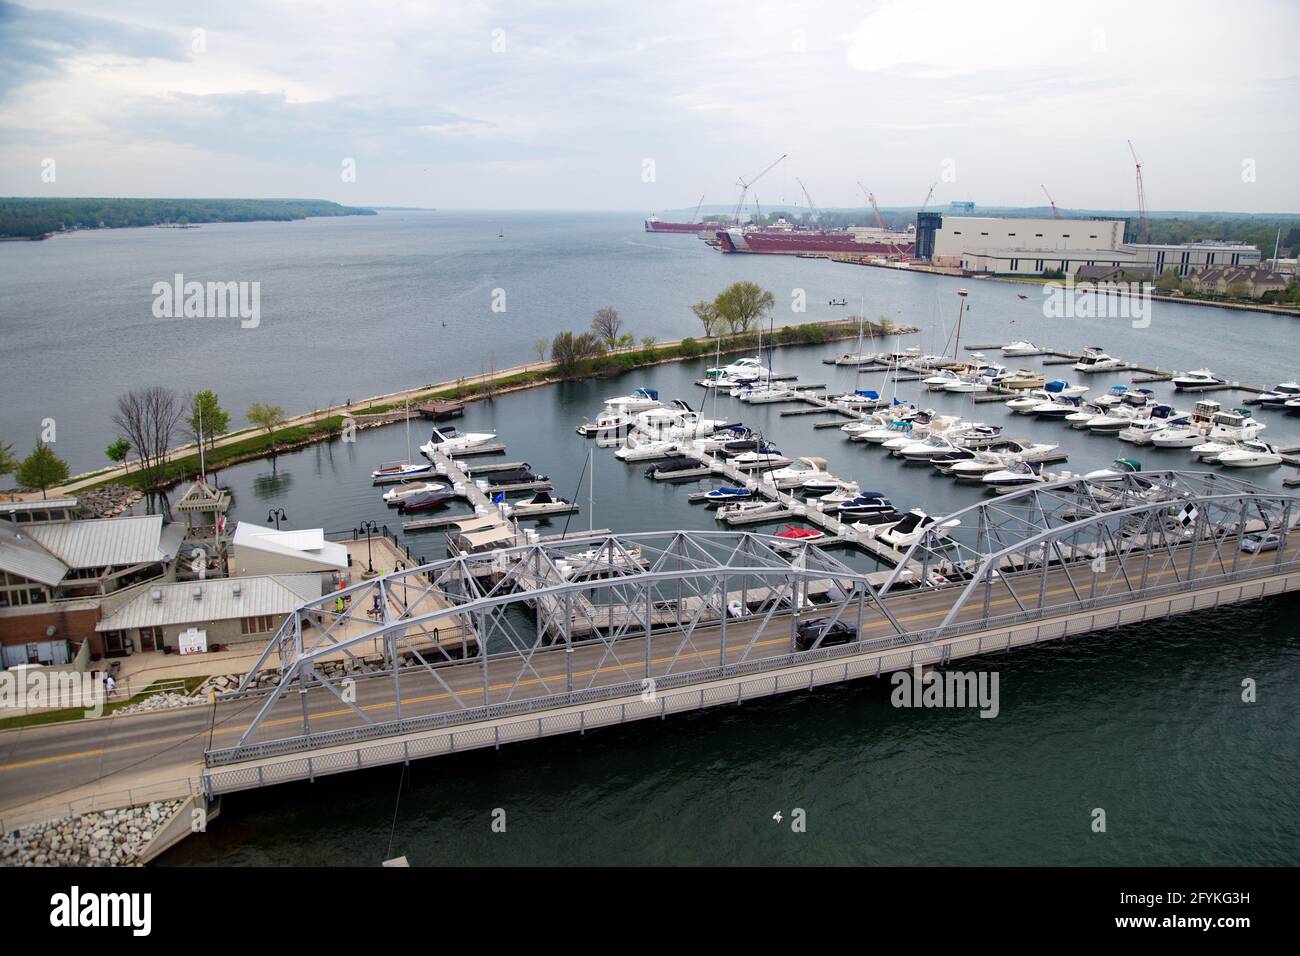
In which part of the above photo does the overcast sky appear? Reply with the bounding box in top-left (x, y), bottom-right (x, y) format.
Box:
top-left (1, 0), bottom-right (1297, 213)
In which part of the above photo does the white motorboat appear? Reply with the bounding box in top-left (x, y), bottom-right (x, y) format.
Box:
top-left (1150, 424), bottom-right (1202, 448)
top-left (701, 486), bottom-right (754, 506)
top-left (897, 435), bottom-right (965, 461)
top-left (731, 448), bottom-right (792, 469)
top-left (1172, 368), bottom-right (1222, 390)
top-left (1032, 395), bottom-right (1085, 420)
top-left (923, 369), bottom-right (963, 391)
top-left (614, 436), bottom-right (683, 461)
top-left (738, 384), bottom-right (799, 404)
top-left (511, 490), bottom-right (575, 515)
top-left (1073, 347), bottom-right (1124, 373)
top-left (1043, 379), bottom-right (1090, 398)
top-left (603, 387), bottom-right (663, 412)
top-left (1118, 418), bottom-right (1169, 445)
top-left (811, 481), bottom-right (860, 507)
top-left (874, 509), bottom-right (961, 549)
top-left (1257, 382), bottom-right (1300, 408)
top-left (1094, 384), bottom-right (1130, 408)
top-left (576, 409), bottom-right (632, 437)
top-left (838, 493), bottom-right (898, 520)
top-left (947, 440), bottom-right (1061, 480)
top-left (999, 369), bottom-right (1045, 390)
top-left (1001, 341), bottom-right (1043, 357)
top-left (1084, 457), bottom-right (1144, 481)
top-left (1217, 440), bottom-right (1282, 468)
top-left (1204, 407), bottom-right (1266, 445)
top-left (765, 457), bottom-right (832, 489)
top-left (827, 350), bottom-right (883, 366)
top-left (1191, 438), bottom-right (1235, 463)
top-left (382, 479), bottom-right (448, 503)
top-left (1086, 408), bottom-right (1139, 433)
top-left (419, 425), bottom-right (497, 457)
top-left (942, 376), bottom-right (989, 393)
top-left (716, 500), bottom-right (783, 523)
top-left (981, 461), bottom-right (1046, 490)
top-left (702, 357), bottom-right (770, 387)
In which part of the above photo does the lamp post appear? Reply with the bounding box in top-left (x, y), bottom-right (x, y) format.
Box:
top-left (357, 520), bottom-right (379, 576)
top-left (267, 508), bottom-right (288, 530)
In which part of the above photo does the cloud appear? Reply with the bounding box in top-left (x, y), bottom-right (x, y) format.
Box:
top-left (0, 0), bottom-right (185, 96)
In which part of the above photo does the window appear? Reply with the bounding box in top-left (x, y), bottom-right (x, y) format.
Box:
top-left (241, 614), bottom-right (278, 635)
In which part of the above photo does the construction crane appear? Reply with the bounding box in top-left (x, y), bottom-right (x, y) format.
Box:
top-left (732, 154), bottom-right (787, 225)
top-left (1041, 184), bottom-right (1061, 219)
top-left (1128, 140), bottom-right (1148, 244)
top-left (919, 182), bottom-right (937, 213)
top-left (690, 194), bottom-right (704, 223)
top-left (858, 181), bottom-right (903, 256)
top-left (796, 177), bottom-right (819, 226)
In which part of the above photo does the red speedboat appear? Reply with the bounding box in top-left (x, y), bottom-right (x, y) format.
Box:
top-left (774, 525), bottom-right (825, 543)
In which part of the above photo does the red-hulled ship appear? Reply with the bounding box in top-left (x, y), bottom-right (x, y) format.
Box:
top-left (714, 227), bottom-right (914, 257)
top-left (644, 215), bottom-right (715, 234)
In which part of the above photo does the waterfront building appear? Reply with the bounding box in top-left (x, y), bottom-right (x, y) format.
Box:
top-left (229, 522), bottom-right (350, 577)
top-left (1186, 265), bottom-right (1290, 298)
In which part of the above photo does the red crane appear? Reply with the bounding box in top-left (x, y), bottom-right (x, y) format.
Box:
top-left (1041, 184), bottom-right (1061, 219)
top-left (1128, 140), bottom-right (1147, 244)
top-left (690, 194), bottom-right (704, 224)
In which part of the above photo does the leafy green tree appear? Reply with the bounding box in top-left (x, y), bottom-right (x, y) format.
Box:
top-left (248, 402), bottom-right (287, 445)
top-left (692, 301), bottom-right (721, 337)
top-left (1154, 270), bottom-right (1182, 291)
top-left (712, 281), bottom-right (775, 335)
top-left (0, 440), bottom-right (17, 480)
top-left (187, 390), bottom-right (230, 450)
top-left (615, 332), bottom-right (635, 349)
top-left (17, 442), bottom-right (69, 499)
top-left (106, 439), bottom-right (131, 471)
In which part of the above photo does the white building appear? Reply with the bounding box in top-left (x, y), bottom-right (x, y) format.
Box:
top-left (916, 213), bottom-right (1262, 278)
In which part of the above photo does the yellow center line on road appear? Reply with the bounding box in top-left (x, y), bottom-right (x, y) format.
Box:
top-left (0, 554), bottom-right (1240, 774)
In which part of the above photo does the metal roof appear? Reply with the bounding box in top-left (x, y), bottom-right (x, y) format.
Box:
top-left (96, 574), bottom-right (322, 631)
top-left (26, 514), bottom-right (183, 570)
top-left (0, 520), bottom-right (68, 587)
top-left (231, 522), bottom-right (349, 570)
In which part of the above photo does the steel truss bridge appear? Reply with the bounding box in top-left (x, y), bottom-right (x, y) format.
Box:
top-left (202, 471), bottom-right (1300, 795)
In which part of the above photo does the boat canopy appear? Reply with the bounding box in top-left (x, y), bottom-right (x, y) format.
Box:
top-left (853, 389), bottom-right (880, 399)
top-left (1044, 380), bottom-right (1068, 392)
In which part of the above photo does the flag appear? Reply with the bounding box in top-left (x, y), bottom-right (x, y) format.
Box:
top-left (492, 492), bottom-right (505, 504)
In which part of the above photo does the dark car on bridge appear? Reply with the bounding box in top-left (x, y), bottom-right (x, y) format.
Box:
top-left (795, 618), bottom-right (857, 651)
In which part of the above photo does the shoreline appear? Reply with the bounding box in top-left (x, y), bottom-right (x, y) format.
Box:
top-left (24, 318), bottom-right (913, 499)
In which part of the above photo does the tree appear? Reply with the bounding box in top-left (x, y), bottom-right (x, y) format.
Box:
top-left (186, 390), bottom-right (230, 451)
top-left (641, 335), bottom-right (658, 352)
top-left (549, 331), bottom-right (605, 377)
top-left (691, 301), bottom-right (721, 337)
top-left (0, 440), bottom-right (16, 481)
top-left (248, 402), bottom-right (287, 445)
top-left (712, 281), bottom-right (775, 335)
top-left (1154, 270), bottom-right (1182, 291)
top-left (533, 338), bottom-right (549, 366)
top-left (106, 439), bottom-right (131, 471)
top-left (111, 386), bottom-right (185, 492)
top-left (591, 307), bottom-right (623, 345)
top-left (17, 442), bottom-right (69, 499)
top-left (615, 332), bottom-right (635, 349)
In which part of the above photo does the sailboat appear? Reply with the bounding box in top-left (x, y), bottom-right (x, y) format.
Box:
top-left (372, 398), bottom-right (436, 482)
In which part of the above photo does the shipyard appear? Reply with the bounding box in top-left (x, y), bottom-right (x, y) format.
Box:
top-left (0, 0), bottom-right (1296, 916)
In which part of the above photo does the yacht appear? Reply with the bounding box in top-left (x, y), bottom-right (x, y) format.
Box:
top-left (1085, 458), bottom-right (1143, 481)
top-left (922, 369), bottom-right (964, 391)
top-left (702, 357), bottom-right (770, 387)
top-left (875, 510), bottom-right (961, 549)
top-left (815, 483), bottom-right (862, 509)
top-left (1258, 382), bottom-right (1300, 408)
top-left (981, 461), bottom-right (1046, 491)
top-left (1044, 379), bottom-right (1090, 397)
top-left (1001, 341), bottom-right (1044, 357)
top-left (397, 490), bottom-right (457, 513)
top-left (1086, 407), bottom-right (1140, 433)
top-left (1217, 441), bottom-right (1282, 468)
top-left (603, 387), bottom-right (663, 412)
top-left (947, 441), bottom-right (1061, 480)
top-left (827, 350), bottom-right (883, 366)
top-left (736, 384), bottom-right (798, 404)
top-left (731, 448), bottom-right (792, 469)
top-left (1073, 347), bottom-right (1124, 373)
top-left (419, 425), bottom-right (497, 457)
top-left (1118, 418), bottom-right (1171, 445)
top-left (942, 375), bottom-right (990, 393)
top-left (576, 409), bottom-right (632, 437)
top-left (1094, 384), bottom-right (1130, 408)
top-left (999, 369), bottom-right (1045, 390)
top-left (716, 500), bottom-right (784, 523)
top-left (1150, 423), bottom-right (1202, 448)
top-left (1172, 369), bottom-right (1222, 390)
top-left (382, 479), bottom-right (448, 503)
top-left (512, 490), bottom-right (575, 515)
top-left (838, 493), bottom-right (896, 519)
top-left (614, 436), bottom-right (683, 461)
top-left (765, 457), bottom-right (832, 489)
top-left (1032, 395), bottom-right (1085, 420)
top-left (773, 526), bottom-right (826, 544)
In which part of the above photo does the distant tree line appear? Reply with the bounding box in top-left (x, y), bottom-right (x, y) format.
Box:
top-left (0, 198), bottom-right (376, 239)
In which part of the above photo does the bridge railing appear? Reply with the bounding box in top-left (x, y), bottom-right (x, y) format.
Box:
top-left (204, 555), bottom-right (1300, 769)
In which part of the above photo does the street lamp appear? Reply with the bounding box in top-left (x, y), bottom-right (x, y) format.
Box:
top-left (267, 508), bottom-right (288, 530)
top-left (357, 520), bottom-right (379, 575)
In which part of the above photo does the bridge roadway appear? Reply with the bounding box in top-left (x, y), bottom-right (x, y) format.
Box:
top-left (3, 532), bottom-right (1296, 813)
